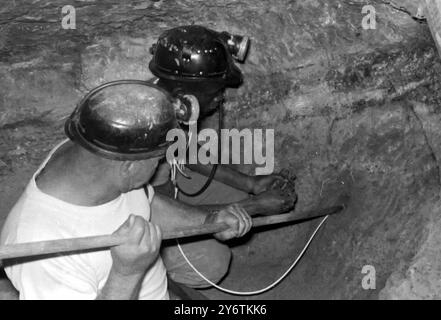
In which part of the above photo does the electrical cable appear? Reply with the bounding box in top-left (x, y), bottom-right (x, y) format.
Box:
top-left (175, 105), bottom-right (223, 197)
top-left (168, 98), bottom-right (330, 295)
top-left (170, 146), bottom-right (329, 295)
top-left (176, 215), bottom-right (328, 295)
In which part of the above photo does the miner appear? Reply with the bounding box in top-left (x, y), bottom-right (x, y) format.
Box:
top-left (0, 81), bottom-right (252, 300)
top-left (148, 25), bottom-right (297, 224)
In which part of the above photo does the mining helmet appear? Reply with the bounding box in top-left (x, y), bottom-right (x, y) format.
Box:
top-left (149, 25), bottom-right (250, 87)
top-left (65, 80), bottom-right (194, 161)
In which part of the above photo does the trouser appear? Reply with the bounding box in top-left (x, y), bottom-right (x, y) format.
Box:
top-left (160, 170), bottom-right (248, 288)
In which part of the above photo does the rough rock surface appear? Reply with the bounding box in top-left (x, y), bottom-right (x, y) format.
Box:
top-left (1, 0), bottom-right (441, 299)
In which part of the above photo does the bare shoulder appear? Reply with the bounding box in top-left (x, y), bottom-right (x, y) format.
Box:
top-left (35, 141), bottom-right (74, 195)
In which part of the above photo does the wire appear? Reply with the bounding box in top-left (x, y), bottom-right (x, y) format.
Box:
top-left (175, 105), bottom-right (223, 197)
top-left (169, 101), bottom-right (330, 296)
top-left (176, 215), bottom-right (329, 296)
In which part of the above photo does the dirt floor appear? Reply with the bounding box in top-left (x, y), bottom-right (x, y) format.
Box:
top-left (3, 0), bottom-right (441, 299)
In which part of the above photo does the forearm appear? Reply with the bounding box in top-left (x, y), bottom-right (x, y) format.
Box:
top-left (186, 163), bottom-right (252, 193)
top-left (150, 193), bottom-right (212, 230)
top-left (197, 197), bottom-right (268, 217)
top-left (96, 267), bottom-right (144, 300)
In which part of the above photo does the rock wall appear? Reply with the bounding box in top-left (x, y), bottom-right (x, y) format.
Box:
top-left (1, 0), bottom-right (441, 299)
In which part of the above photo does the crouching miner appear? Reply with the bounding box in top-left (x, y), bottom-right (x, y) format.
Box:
top-left (0, 81), bottom-right (252, 300)
top-left (148, 25), bottom-right (297, 217)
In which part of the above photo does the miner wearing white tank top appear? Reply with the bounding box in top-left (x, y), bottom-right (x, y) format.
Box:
top-left (0, 82), bottom-right (252, 300)
top-left (1, 140), bottom-right (168, 300)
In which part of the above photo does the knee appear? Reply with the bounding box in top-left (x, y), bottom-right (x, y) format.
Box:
top-left (190, 241), bottom-right (231, 288)
top-left (206, 242), bottom-right (231, 282)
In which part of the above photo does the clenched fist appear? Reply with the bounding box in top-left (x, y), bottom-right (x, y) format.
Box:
top-left (205, 204), bottom-right (252, 241)
top-left (111, 215), bottom-right (162, 276)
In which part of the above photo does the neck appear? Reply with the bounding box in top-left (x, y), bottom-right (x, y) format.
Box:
top-left (37, 142), bottom-right (122, 206)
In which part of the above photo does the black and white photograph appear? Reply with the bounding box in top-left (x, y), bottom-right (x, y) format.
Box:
top-left (0, 0), bottom-right (439, 305)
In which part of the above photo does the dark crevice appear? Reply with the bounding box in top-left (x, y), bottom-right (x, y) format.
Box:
top-left (378, 0), bottom-right (427, 22)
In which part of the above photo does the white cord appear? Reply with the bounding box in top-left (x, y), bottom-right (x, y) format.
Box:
top-left (169, 139), bottom-right (329, 295)
top-left (176, 215), bottom-right (328, 296)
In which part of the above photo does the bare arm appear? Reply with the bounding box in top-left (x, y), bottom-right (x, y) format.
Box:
top-left (97, 215), bottom-right (162, 300)
top-left (184, 140), bottom-right (254, 193)
top-left (186, 163), bottom-right (253, 193)
top-left (150, 192), bottom-right (252, 241)
top-left (186, 144), bottom-right (289, 195)
top-left (196, 198), bottom-right (266, 217)
top-left (158, 165), bottom-right (295, 217)
top-left (197, 191), bottom-right (295, 217)
top-left (150, 192), bottom-right (210, 230)
top-left (97, 269), bottom-right (144, 300)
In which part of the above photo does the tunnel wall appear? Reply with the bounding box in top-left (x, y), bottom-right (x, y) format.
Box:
top-left (1, 0), bottom-right (441, 299)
